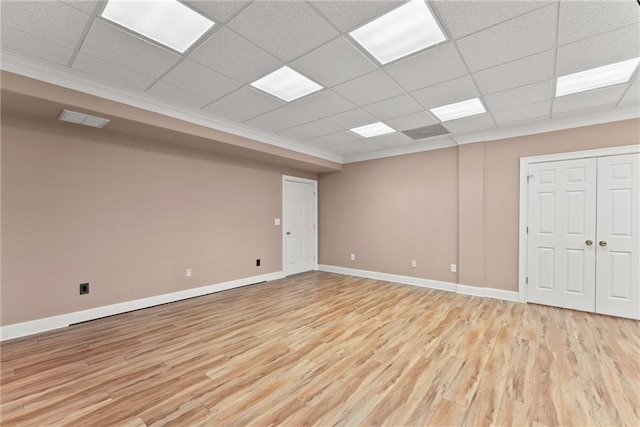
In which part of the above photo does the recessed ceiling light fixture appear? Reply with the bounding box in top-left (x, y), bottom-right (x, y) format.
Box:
top-left (58, 110), bottom-right (110, 128)
top-left (349, 0), bottom-right (447, 65)
top-left (350, 122), bottom-right (396, 138)
top-left (101, 0), bottom-right (214, 53)
top-left (556, 57), bottom-right (640, 97)
top-left (430, 98), bottom-right (486, 122)
top-left (251, 66), bottom-right (323, 102)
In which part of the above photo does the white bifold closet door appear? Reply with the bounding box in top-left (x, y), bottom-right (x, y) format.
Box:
top-left (527, 153), bottom-right (639, 319)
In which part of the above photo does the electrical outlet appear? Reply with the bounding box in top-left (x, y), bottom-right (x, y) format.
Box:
top-left (350, 253), bottom-right (355, 261)
top-left (79, 283), bottom-right (89, 295)
top-left (186, 268), bottom-right (192, 277)
top-left (256, 259), bottom-right (261, 267)
top-left (411, 260), bottom-right (417, 268)
top-left (450, 264), bottom-right (457, 273)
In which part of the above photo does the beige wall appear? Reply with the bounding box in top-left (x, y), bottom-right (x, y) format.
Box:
top-left (1, 118), bottom-right (316, 325)
top-left (319, 118), bottom-right (640, 291)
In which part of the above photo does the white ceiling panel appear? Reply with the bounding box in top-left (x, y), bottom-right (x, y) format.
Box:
top-left (161, 59), bottom-right (242, 101)
top-left (292, 90), bottom-right (356, 118)
top-left (1, 25), bottom-right (74, 66)
top-left (492, 100), bottom-right (551, 126)
top-left (226, 1), bottom-right (339, 62)
top-left (278, 120), bottom-right (342, 141)
top-left (433, 1), bottom-right (550, 40)
top-left (553, 85), bottom-right (628, 116)
top-left (556, 24), bottom-right (640, 76)
top-left (473, 49), bottom-right (555, 95)
top-left (411, 75), bottom-right (479, 110)
top-left (324, 143), bottom-right (355, 155)
top-left (333, 70), bottom-right (404, 106)
top-left (147, 81), bottom-right (212, 109)
top-left (325, 108), bottom-right (378, 129)
top-left (311, 0), bottom-right (401, 32)
top-left (558, 1), bottom-right (640, 46)
top-left (259, 105), bottom-right (317, 129)
top-left (386, 111), bottom-right (438, 131)
top-left (442, 113), bottom-right (495, 134)
top-left (343, 140), bottom-right (381, 153)
top-left (72, 53), bottom-right (155, 90)
top-left (1, 0), bottom-right (91, 49)
top-left (182, 1), bottom-right (250, 23)
top-left (243, 116), bottom-right (287, 133)
top-left (385, 43), bottom-right (468, 92)
top-left (61, 1), bottom-right (100, 14)
top-left (362, 94), bottom-right (423, 121)
top-left (218, 87), bottom-right (285, 117)
top-left (620, 81), bottom-right (640, 106)
top-left (291, 37), bottom-right (378, 88)
top-left (189, 28), bottom-right (282, 84)
top-left (484, 80), bottom-right (552, 112)
top-left (369, 132), bottom-right (412, 147)
top-left (457, 4), bottom-right (557, 72)
top-left (203, 101), bottom-right (255, 123)
top-left (79, 20), bottom-right (181, 79)
top-left (306, 131), bottom-right (362, 148)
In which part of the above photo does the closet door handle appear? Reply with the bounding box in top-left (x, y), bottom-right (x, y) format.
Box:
top-left (599, 241), bottom-right (607, 247)
top-left (585, 240), bottom-right (593, 246)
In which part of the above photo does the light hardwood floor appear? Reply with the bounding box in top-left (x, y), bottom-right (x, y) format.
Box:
top-left (1, 271), bottom-right (639, 426)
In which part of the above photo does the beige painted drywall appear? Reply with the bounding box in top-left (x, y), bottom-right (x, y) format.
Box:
top-left (319, 118), bottom-right (640, 291)
top-left (1, 117), bottom-right (316, 325)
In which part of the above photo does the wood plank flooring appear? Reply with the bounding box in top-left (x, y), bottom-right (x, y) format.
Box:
top-left (1, 271), bottom-right (639, 426)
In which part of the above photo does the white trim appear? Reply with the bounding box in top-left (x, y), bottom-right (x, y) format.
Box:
top-left (318, 265), bottom-right (520, 302)
top-left (518, 144), bottom-right (640, 303)
top-left (282, 175), bottom-right (318, 276)
top-left (0, 271), bottom-right (283, 342)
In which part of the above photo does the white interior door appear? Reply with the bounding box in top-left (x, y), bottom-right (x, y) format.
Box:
top-left (595, 153), bottom-right (640, 319)
top-left (283, 177), bottom-right (317, 276)
top-left (527, 158), bottom-right (597, 312)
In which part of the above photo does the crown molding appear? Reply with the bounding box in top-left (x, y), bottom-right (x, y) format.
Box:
top-left (0, 50), bottom-right (343, 164)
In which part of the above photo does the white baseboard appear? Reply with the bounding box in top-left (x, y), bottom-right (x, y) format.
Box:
top-left (0, 271), bottom-right (284, 342)
top-left (318, 265), bottom-right (520, 303)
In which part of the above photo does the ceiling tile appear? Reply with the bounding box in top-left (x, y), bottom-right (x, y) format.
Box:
top-left (325, 108), bottom-right (378, 129)
top-left (385, 42), bottom-right (468, 92)
top-left (72, 53), bottom-right (155, 90)
top-left (362, 94), bottom-right (423, 121)
top-left (492, 101), bottom-right (551, 126)
top-left (291, 37), bottom-right (377, 88)
top-left (259, 105), bottom-right (317, 129)
top-left (278, 120), bottom-right (342, 141)
top-left (620, 81), bottom-right (640, 106)
top-left (218, 87), bottom-right (285, 116)
top-left (189, 28), bottom-right (282, 84)
top-left (147, 81), bottom-right (212, 109)
top-left (386, 111), bottom-right (438, 131)
top-left (161, 59), bottom-right (242, 101)
top-left (473, 49), bottom-right (555, 95)
top-left (411, 75), bottom-right (479, 110)
top-left (343, 140), bottom-right (381, 153)
top-left (443, 113), bottom-right (495, 134)
top-left (333, 70), bottom-right (404, 106)
top-left (484, 80), bottom-right (552, 112)
top-left (292, 90), bottom-right (356, 118)
top-left (244, 116), bottom-right (287, 133)
top-left (558, 1), bottom-right (640, 46)
top-left (1, 0), bottom-right (91, 49)
top-left (1, 25), bottom-right (73, 66)
top-left (553, 85), bottom-right (628, 116)
top-left (433, 1), bottom-right (551, 39)
top-left (226, 1), bottom-right (339, 62)
top-left (369, 132), bottom-right (412, 147)
top-left (556, 24), bottom-right (640, 76)
top-left (306, 131), bottom-right (362, 148)
top-left (324, 143), bottom-right (355, 155)
top-left (182, 1), bottom-right (250, 23)
top-left (311, 0), bottom-right (401, 32)
top-left (60, 1), bottom-right (100, 14)
top-left (203, 101), bottom-right (255, 122)
top-left (80, 20), bottom-right (181, 79)
top-left (457, 4), bottom-right (557, 72)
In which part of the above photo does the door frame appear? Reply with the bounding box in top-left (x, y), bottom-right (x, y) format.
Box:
top-left (282, 175), bottom-right (318, 276)
top-left (518, 144), bottom-right (640, 303)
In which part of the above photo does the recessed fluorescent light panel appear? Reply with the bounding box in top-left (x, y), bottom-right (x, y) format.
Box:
top-left (430, 98), bottom-right (486, 122)
top-left (101, 0), bottom-right (214, 53)
top-left (350, 122), bottom-right (396, 138)
top-left (59, 110), bottom-right (110, 128)
top-left (349, 0), bottom-right (447, 65)
top-left (556, 57), bottom-right (640, 97)
top-left (251, 66), bottom-right (323, 102)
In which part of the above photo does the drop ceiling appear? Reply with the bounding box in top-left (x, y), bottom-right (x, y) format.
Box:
top-left (1, 0), bottom-right (639, 164)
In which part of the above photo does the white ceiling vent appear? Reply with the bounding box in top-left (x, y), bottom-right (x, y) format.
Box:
top-left (58, 110), bottom-right (110, 128)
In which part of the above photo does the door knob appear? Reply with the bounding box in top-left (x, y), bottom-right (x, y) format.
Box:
top-left (286, 231), bottom-right (291, 235)
top-left (599, 241), bottom-right (607, 247)
top-left (585, 240), bottom-right (593, 246)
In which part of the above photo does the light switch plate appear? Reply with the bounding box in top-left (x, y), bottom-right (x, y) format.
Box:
top-left (275, 218), bottom-right (281, 225)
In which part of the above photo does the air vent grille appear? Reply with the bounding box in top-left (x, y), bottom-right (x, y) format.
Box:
top-left (402, 123), bottom-right (449, 140)
top-left (58, 110), bottom-right (110, 128)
